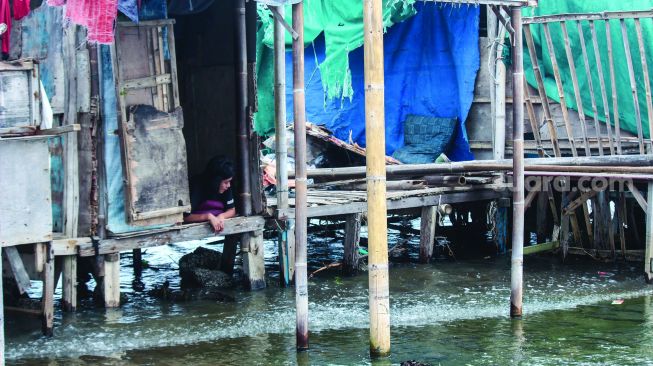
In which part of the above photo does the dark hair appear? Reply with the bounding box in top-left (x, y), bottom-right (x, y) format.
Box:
top-left (204, 155), bottom-right (234, 189)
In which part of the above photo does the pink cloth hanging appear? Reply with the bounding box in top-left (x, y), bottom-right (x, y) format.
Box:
top-left (53, 0), bottom-right (119, 44)
top-left (0, 0), bottom-right (10, 54)
top-left (13, 0), bottom-right (30, 20)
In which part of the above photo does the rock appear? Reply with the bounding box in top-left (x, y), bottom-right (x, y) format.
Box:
top-left (400, 361), bottom-right (431, 366)
top-left (178, 247), bottom-right (232, 289)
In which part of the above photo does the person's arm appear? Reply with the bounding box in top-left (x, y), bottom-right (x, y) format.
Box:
top-left (184, 208), bottom-right (236, 233)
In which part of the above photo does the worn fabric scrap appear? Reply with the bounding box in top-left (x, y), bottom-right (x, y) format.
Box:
top-left (50, 0), bottom-right (119, 44)
top-left (118, 0), bottom-right (139, 23)
top-left (13, 0), bottom-right (31, 20)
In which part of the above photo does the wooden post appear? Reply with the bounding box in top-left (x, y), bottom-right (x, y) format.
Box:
top-left (493, 18), bottom-right (507, 161)
top-left (343, 213), bottom-right (362, 274)
top-left (510, 8), bottom-right (525, 319)
top-left (364, 0), bottom-right (391, 357)
top-left (605, 20), bottom-right (622, 154)
top-left (292, 1), bottom-right (309, 352)
top-left (536, 190), bottom-right (548, 243)
top-left (274, 5), bottom-right (294, 287)
top-left (103, 253), bottom-right (120, 308)
top-left (220, 235), bottom-right (239, 274)
top-left (41, 243), bottom-right (55, 336)
top-left (419, 206), bottom-right (437, 263)
top-left (620, 19), bottom-right (645, 154)
top-left (62, 255), bottom-right (77, 312)
top-left (242, 231), bottom-right (266, 290)
top-left (235, 0), bottom-right (253, 217)
top-left (645, 182), bottom-right (653, 283)
top-left (0, 248), bottom-right (5, 365)
top-left (133, 248), bottom-right (142, 278)
top-left (577, 20), bottom-right (604, 156)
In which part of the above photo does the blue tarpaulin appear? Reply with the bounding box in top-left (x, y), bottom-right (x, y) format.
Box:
top-left (282, 2), bottom-right (479, 161)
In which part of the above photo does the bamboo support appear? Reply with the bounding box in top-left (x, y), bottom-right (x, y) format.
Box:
top-left (343, 213), bottom-right (362, 274)
top-left (635, 19), bottom-right (653, 149)
top-left (292, 1), bottom-right (309, 352)
top-left (589, 20), bottom-right (616, 155)
top-left (605, 20), bottom-right (622, 154)
top-left (364, 0), bottom-right (391, 356)
top-left (274, 5), bottom-right (294, 286)
top-left (510, 8), bottom-right (525, 319)
top-left (523, 78), bottom-right (544, 156)
top-left (0, 248), bottom-right (4, 366)
top-left (560, 22), bottom-right (591, 156)
top-left (494, 21), bottom-right (507, 161)
top-left (236, 0), bottom-right (253, 217)
top-left (523, 24), bottom-right (561, 157)
top-left (620, 19), bottom-right (645, 154)
top-left (419, 206), bottom-right (437, 263)
top-left (577, 20), bottom-right (604, 156)
top-left (62, 255), bottom-right (77, 312)
top-left (646, 181), bottom-right (653, 283)
top-left (541, 23), bottom-right (578, 157)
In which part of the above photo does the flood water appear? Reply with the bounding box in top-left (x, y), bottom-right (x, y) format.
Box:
top-left (5, 222), bottom-right (653, 365)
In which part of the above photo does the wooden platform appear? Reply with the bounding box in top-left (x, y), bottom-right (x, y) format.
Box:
top-left (270, 183), bottom-right (510, 219)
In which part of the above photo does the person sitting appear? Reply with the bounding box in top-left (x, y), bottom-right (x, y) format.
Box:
top-left (184, 156), bottom-right (237, 233)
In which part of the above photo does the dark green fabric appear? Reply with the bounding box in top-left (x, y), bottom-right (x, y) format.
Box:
top-left (523, 1), bottom-right (653, 139)
top-left (254, 0), bottom-right (417, 136)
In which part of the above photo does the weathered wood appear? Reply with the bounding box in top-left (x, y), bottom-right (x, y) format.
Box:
top-left (618, 191), bottom-right (627, 256)
top-left (41, 243), bottom-right (54, 336)
top-left (536, 189), bottom-right (548, 243)
top-left (589, 20), bottom-right (615, 155)
top-left (620, 19), bottom-right (645, 154)
top-left (627, 181), bottom-right (648, 212)
top-left (35, 242), bottom-right (46, 273)
top-left (121, 74), bottom-right (172, 90)
top-left (634, 19), bottom-right (653, 148)
top-left (3, 246), bottom-right (31, 294)
top-left (220, 235), bottom-right (239, 275)
top-left (64, 132), bottom-right (80, 239)
top-left (541, 23), bottom-right (577, 156)
top-left (419, 206), bottom-right (437, 263)
top-left (646, 181), bottom-right (653, 283)
top-left (77, 216), bottom-right (265, 257)
top-left (563, 190), bottom-right (599, 215)
top-left (121, 106), bottom-right (191, 224)
top-left (523, 77), bottom-right (545, 156)
top-left (523, 10), bottom-right (653, 24)
top-left (605, 20), bottom-right (622, 154)
top-left (0, 60), bottom-right (41, 130)
top-left (560, 22), bottom-right (591, 156)
top-left (0, 138), bottom-right (52, 246)
top-left (242, 232), bottom-right (266, 290)
top-left (103, 253), bottom-right (121, 307)
top-left (523, 241), bottom-right (559, 255)
top-left (343, 213), bottom-right (362, 274)
top-left (523, 24), bottom-right (561, 157)
top-left (36, 124), bottom-right (81, 136)
top-left (576, 20), bottom-right (604, 156)
top-left (62, 255), bottom-right (77, 312)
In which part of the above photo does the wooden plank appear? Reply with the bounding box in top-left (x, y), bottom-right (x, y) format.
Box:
top-left (620, 19), bottom-right (645, 154)
top-left (35, 124), bottom-right (81, 136)
top-left (167, 23), bottom-right (181, 108)
top-left (627, 181), bottom-right (648, 212)
top-left (278, 188), bottom-right (507, 219)
top-left (0, 139), bottom-right (53, 246)
top-left (122, 106), bottom-right (190, 224)
top-left (41, 243), bottom-right (54, 336)
top-left (343, 213), bottom-right (362, 274)
top-left (76, 47), bottom-right (91, 113)
top-left (523, 24), bottom-right (561, 157)
top-left (560, 22), bottom-right (591, 156)
top-left (242, 232), bottom-right (266, 290)
top-left (103, 253), bottom-right (120, 307)
top-left (523, 241), bottom-right (560, 255)
top-left (121, 74), bottom-right (172, 91)
top-left (634, 18), bottom-right (653, 149)
top-left (3, 247), bottom-right (31, 294)
top-left (542, 23), bottom-right (578, 156)
top-left (576, 20), bottom-right (604, 156)
top-left (77, 216), bottom-right (265, 257)
top-left (0, 59), bottom-right (34, 71)
top-left (156, 27), bottom-right (170, 111)
top-left (605, 20), bottom-right (622, 154)
top-left (419, 207), bottom-right (437, 263)
top-left (62, 255), bottom-right (77, 312)
top-left (524, 10), bottom-right (653, 24)
top-left (563, 189), bottom-right (599, 215)
top-left (63, 133), bottom-right (80, 239)
top-left (0, 66), bottom-right (39, 129)
top-left (589, 20), bottom-right (615, 155)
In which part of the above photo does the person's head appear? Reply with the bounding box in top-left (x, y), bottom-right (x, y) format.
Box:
top-left (205, 155), bottom-right (234, 194)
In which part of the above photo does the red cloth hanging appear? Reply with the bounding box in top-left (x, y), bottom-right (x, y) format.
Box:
top-left (0, 0), bottom-right (10, 54)
top-left (13, 0), bottom-right (30, 21)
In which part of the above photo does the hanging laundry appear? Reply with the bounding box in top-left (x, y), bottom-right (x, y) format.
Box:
top-left (0, 0), bottom-right (10, 54)
top-left (118, 0), bottom-right (138, 23)
top-left (53, 0), bottom-right (119, 44)
top-left (13, 0), bottom-right (30, 20)
top-left (47, 0), bottom-right (67, 5)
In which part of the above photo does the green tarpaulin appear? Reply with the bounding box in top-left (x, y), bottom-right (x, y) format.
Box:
top-left (254, 0), bottom-right (417, 136)
top-left (523, 1), bottom-right (653, 140)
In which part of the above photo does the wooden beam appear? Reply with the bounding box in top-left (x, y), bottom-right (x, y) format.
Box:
top-left (523, 241), bottom-right (560, 255)
top-left (242, 232), bottom-right (266, 290)
top-left (62, 255), bottom-right (77, 312)
top-left (634, 19), bottom-right (653, 148)
top-left (419, 206), bottom-right (437, 263)
top-left (41, 243), bottom-right (54, 336)
top-left (627, 181), bottom-right (648, 212)
top-left (605, 20), bottom-right (622, 154)
top-left (268, 5), bottom-right (299, 40)
top-left (620, 18), bottom-right (645, 154)
top-left (563, 189), bottom-right (599, 215)
top-left (77, 217), bottom-right (265, 257)
top-left (3, 246), bottom-right (31, 294)
top-left (121, 74), bottom-right (172, 91)
top-left (523, 10), bottom-right (653, 24)
top-left (103, 253), bottom-right (120, 308)
top-left (589, 20), bottom-right (615, 155)
top-left (343, 213), bottom-right (362, 274)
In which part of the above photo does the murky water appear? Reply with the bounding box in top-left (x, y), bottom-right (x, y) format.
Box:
top-left (5, 224), bottom-right (653, 365)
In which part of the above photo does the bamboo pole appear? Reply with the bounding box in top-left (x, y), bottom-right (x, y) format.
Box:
top-left (523, 24), bottom-right (561, 157)
top-left (364, 0), bottom-right (391, 357)
top-left (236, 0), bottom-right (252, 217)
top-left (646, 182), bottom-right (653, 283)
top-left (620, 18), bottom-right (645, 154)
top-left (494, 22), bottom-right (507, 160)
top-left (605, 20), bottom-right (622, 154)
top-left (634, 19), bottom-right (653, 148)
top-left (274, 5), bottom-right (294, 286)
top-left (560, 22), bottom-right (591, 156)
top-left (523, 78), bottom-right (544, 156)
top-left (510, 8), bottom-right (525, 319)
top-left (541, 23), bottom-right (578, 157)
top-left (577, 20), bottom-right (604, 156)
top-left (292, 1), bottom-right (309, 351)
top-left (589, 20), bottom-right (615, 155)
top-left (0, 248), bottom-right (4, 366)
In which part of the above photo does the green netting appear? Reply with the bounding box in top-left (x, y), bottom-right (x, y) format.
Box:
top-left (254, 0), bottom-right (417, 136)
top-left (523, 1), bottom-right (653, 140)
